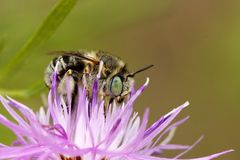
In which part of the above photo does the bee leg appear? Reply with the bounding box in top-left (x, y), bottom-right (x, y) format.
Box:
top-left (58, 70), bottom-right (78, 113)
top-left (70, 84), bottom-right (78, 112)
top-left (88, 97), bottom-right (93, 118)
top-left (104, 97), bottom-right (114, 117)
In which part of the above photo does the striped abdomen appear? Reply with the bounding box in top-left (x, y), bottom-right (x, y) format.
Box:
top-left (44, 55), bottom-right (85, 88)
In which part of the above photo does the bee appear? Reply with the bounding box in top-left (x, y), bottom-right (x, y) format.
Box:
top-left (44, 50), bottom-right (153, 112)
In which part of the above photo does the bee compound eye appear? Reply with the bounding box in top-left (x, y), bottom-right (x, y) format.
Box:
top-left (110, 76), bottom-right (123, 96)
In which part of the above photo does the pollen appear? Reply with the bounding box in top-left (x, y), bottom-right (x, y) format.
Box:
top-left (67, 69), bottom-right (73, 75)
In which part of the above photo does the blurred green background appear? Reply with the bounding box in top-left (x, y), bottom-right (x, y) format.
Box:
top-left (0, 0), bottom-right (239, 159)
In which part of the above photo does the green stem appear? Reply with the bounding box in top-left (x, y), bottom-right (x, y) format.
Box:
top-left (0, 0), bottom-right (78, 81)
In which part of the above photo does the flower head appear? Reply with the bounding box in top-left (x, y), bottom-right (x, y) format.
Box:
top-left (0, 65), bottom-right (233, 160)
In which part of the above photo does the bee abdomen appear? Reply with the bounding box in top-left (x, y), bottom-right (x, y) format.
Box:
top-left (44, 56), bottom-right (85, 88)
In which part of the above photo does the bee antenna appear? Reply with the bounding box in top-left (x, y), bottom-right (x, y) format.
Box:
top-left (127, 64), bottom-right (154, 78)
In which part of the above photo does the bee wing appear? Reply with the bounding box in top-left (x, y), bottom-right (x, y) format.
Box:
top-left (48, 50), bottom-right (99, 64)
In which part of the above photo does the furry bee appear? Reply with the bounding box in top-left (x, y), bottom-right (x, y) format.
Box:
top-left (44, 50), bottom-right (153, 112)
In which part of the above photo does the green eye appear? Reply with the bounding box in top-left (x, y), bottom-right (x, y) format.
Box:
top-left (110, 76), bottom-right (123, 96)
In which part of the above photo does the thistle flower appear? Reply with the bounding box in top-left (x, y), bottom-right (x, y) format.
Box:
top-left (0, 65), bottom-right (233, 160)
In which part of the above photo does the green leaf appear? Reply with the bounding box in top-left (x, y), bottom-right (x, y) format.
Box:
top-left (0, 81), bottom-right (45, 98)
top-left (0, 0), bottom-right (78, 81)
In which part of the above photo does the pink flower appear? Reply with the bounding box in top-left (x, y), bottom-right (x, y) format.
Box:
top-left (0, 67), bottom-right (233, 160)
